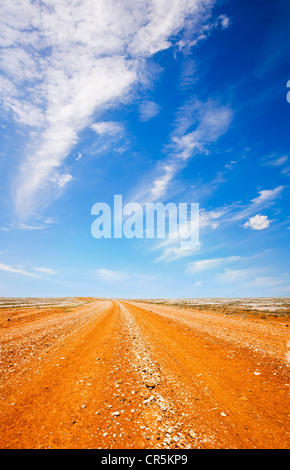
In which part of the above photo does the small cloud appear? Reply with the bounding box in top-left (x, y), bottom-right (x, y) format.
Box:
top-left (155, 241), bottom-right (200, 263)
top-left (33, 267), bottom-right (56, 276)
top-left (17, 223), bottom-right (47, 231)
top-left (139, 100), bottom-right (161, 121)
top-left (199, 208), bottom-right (228, 229)
top-left (243, 214), bottom-right (270, 230)
top-left (251, 186), bottom-right (284, 204)
top-left (281, 166), bottom-right (290, 176)
top-left (216, 268), bottom-right (259, 283)
top-left (91, 121), bottom-right (124, 136)
top-left (193, 280), bottom-right (203, 288)
top-left (252, 276), bottom-right (282, 287)
top-left (263, 154), bottom-right (288, 167)
top-left (96, 268), bottom-right (158, 285)
top-left (96, 268), bottom-right (129, 282)
top-left (270, 155), bottom-right (288, 166)
top-left (178, 14), bottom-right (231, 51)
top-left (49, 172), bottom-right (73, 188)
top-left (1, 217), bottom-right (56, 232)
top-left (88, 121), bottom-right (128, 156)
top-left (75, 152), bottom-right (82, 161)
top-left (219, 15), bottom-right (231, 29)
top-left (150, 164), bottom-right (176, 199)
top-left (224, 160), bottom-right (237, 170)
top-left (187, 256), bottom-right (241, 273)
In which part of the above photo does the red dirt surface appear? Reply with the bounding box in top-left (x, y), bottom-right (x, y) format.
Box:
top-left (0, 299), bottom-right (289, 449)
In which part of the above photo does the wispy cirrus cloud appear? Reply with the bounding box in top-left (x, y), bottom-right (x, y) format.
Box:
top-left (33, 267), bottom-right (57, 276)
top-left (187, 256), bottom-right (241, 273)
top-left (133, 97), bottom-right (233, 203)
top-left (146, 183), bottom-right (285, 264)
top-left (216, 267), bottom-right (262, 283)
top-left (0, 262), bottom-right (37, 278)
top-left (91, 121), bottom-right (125, 137)
top-left (89, 120), bottom-right (129, 155)
top-left (129, 97), bottom-right (233, 263)
top-left (0, 0), bottom-right (216, 220)
top-left (250, 186), bottom-right (284, 205)
top-left (96, 268), bottom-right (129, 283)
top-left (1, 215), bottom-right (56, 232)
top-left (154, 238), bottom-right (200, 263)
top-left (0, 262), bottom-right (58, 278)
top-left (198, 185), bottom-right (286, 231)
top-left (178, 13), bottom-right (231, 51)
top-left (215, 269), bottom-right (290, 295)
top-left (262, 154), bottom-right (288, 167)
top-left (96, 267), bottom-right (158, 285)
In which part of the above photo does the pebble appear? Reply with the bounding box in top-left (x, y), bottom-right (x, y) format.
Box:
top-left (144, 381), bottom-right (156, 388)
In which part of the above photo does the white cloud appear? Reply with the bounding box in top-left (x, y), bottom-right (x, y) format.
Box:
top-left (0, 262), bottom-right (37, 277)
top-left (178, 14), bottom-right (231, 51)
top-left (91, 121), bottom-right (124, 136)
top-left (251, 276), bottom-right (284, 287)
top-left (151, 99), bottom-right (232, 198)
top-left (49, 173), bottom-right (73, 188)
top-left (96, 267), bottom-right (158, 284)
top-left (199, 208), bottom-right (228, 229)
top-left (243, 214), bottom-right (270, 230)
top-left (215, 270), bottom-right (290, 294)
top-left (96, 268), bottom-right (129, 282)
top-left (269, 155), bottom-right (288, 166)
top-left (88, 120), bottom-right (129, 156)
top-left (251, 186), bottom-right (284, 205)
top-left (224, 160), bottom-right (237, 170)
top-left (189, 185), bottom-right (284, 235)
top-left (0, 262), bottom-right (58, 278)
top-left (155, 240), bottom-right (200, 262)
top-left (0, 0), bottom-right (214, 219)
top-left (219, 15), bottom-right (231, 29)
top-left (170, 98), bottom-right (233, 160)
top-left (33, 267), bottom-right (56, 276)
top-left (216, 268), bottom-right (260, 283)
top-left (129, 99), bottom-right (233, 264)
top-left (1, 216), bottom-right (56, 232)
top-left (139, 100), bottom-right (161, 121)
top-left (133, 98), bottom-right (233, 204)
top-left (187, 256), bottom-right (241, 273)
top-left (150, 164), bottom-right (177, 200)
top-left (193, 280), bottom-right (203, 287)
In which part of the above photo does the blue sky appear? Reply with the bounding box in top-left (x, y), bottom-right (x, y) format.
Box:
top-left (0, 0), bottom-right (290, 298)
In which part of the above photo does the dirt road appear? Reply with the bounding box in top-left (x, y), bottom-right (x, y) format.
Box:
top-left (0, 299), bottom-right (289, 449)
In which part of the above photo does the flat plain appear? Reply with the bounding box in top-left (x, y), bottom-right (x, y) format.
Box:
top-left (0, 297), bottom-right (289, 449)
